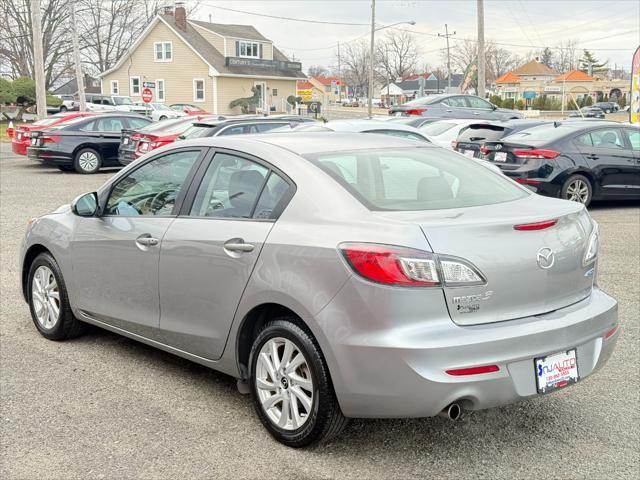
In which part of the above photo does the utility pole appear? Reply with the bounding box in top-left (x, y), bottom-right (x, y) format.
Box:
top-left (69, 1), bottom-right (86, 111)
top-left (337, 41), bottom-right (342, 102)
top-left (367, 0), bottom-right (375, 118)
top-left (438, 24), bottom-right (456, 91)
top-left (477, 0), bottom-right (486, 98)
top-left (30, 0), bottom-right (47, 119)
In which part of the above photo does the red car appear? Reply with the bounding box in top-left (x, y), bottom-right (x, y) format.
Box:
top-left (169, 103), bottom-right (211, 116)
top-left (12, 112), bottom-right (95, 155)
top-left (118, 115), bottom-right (219, 165)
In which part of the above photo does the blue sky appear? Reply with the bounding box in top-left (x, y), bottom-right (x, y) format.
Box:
top-left (192, 0), bottom-right (640, 72)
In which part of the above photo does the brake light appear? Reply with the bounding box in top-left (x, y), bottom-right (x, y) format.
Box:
top-left (446, 364), bottom-right (500, 376)
top-left (604, 325), bottom-right (618, 339)
top-left (479, 145), bottom-right (489, 155)
top-left (514, 219), bottom-right (557, 231)
top-left (41, 135), bottom-right (61, 143)
top-left (137, 141), bottom-right (150, 152)
top-left (513, 149), bottom-right (560, 159)
top-left (405, 108), bottom-right (426, 115)
top-left (339, 243), bottom-right (486, 287)
top-left (451, 140), bottom-right (458, 149)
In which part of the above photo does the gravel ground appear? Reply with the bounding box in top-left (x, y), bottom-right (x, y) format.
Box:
top-left (1, 144), bottom-right (638, 479)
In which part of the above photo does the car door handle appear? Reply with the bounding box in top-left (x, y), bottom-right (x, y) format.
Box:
top-left (445, 109), bottom-right (453, 113)
top-left (224, 240), bottom-right (255, 253)
top-left (586, 154), bottom-right (598, 160)
top-left (136, 235), bottom-right (159, 247)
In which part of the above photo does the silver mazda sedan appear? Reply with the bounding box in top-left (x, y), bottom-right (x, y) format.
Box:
top-left (20, 133), bottom-right (619, 447)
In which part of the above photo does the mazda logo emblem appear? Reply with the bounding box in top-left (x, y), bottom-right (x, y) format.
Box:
top-left (537, 247), bottom-right (555, 269)
top-left (495, 144), bottom-right (502, 150)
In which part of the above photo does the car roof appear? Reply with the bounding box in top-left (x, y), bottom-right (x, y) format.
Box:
top-left (318, 119), bottom-right (425, 133)
top-left (194, 116), bottom-right (305, 127)
top-left (202, 132), bottom-right (436, 156)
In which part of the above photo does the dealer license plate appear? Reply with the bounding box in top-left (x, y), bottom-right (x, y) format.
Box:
top-left (123, 137), bottom-right (129, 145)
top-left (535, 349), bottom-right (579, 394)
top-left (463, 149), bottom-right (475, 158)
top-left (494, 152), bottom-right (507, 162)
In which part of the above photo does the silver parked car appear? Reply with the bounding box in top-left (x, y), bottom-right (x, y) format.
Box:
top-left (20, 133), bottom-right (619, 447)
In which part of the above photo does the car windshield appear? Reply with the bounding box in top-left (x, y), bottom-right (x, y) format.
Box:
top-left (305, 147), bottom-right (528, 211)
top-left (419, 122), bottom-right (458, 136)
top-left (502, 124), bottom-right (577, 146)
top-left (152, 103), bottom-right (173, 111)
top-left (113, 97), bottom-right (133, 105)
top-left (457, 124), bottom-right (507, 142)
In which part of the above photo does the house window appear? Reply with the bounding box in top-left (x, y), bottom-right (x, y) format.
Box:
top-left (237, 41), bottom-right (260, 58)
top-left (110, 80), bottom-right (119, 94)
top-left (193, 78), bottom-right (205, 102)
top-left (130, 76), bottom-right (140, 95)
top-left (272, 89), bottom-right (278, 96)
top-left (156, 79), bottom-right (165, 102)
top-left (154, 42), bottom-right (173, 61)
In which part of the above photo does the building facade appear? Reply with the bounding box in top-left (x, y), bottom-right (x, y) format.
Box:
top-left (99, 5), bottom-right (305, 115)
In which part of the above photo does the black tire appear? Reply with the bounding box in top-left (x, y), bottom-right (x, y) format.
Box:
top-left (57, 165), bottom-right (74, 172)
top-left (159, 115), bottom-right (167, 121)
top-left (27, 252), bottom-right (85, 341)
top-left (73, 148), bottom-right (102, 174)
top-left (249, 318), bottom-right (347, 447)
top-left (561, 174), bottom-right (593, 206)
top-left (60, 106), bottom-right (67, 113)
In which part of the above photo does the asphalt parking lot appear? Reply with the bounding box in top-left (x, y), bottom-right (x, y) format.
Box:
top-left (1, 144), bottom-right (638, 479)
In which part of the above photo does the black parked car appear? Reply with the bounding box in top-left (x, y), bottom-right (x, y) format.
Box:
top-left (179, 115), bottom-right (313, 140)
top-left (27, 113), bottom-right (151, 173)
top-left (453, 119), bottom-right (550, 158)
top-left (569, 107), bottom-right (606, 119)
top-left (593, 101), bottom-right (619, 114)
top-left (388, 94), bottom-right (523, 120)
top-left (481, 121), bottom-right (640, 206)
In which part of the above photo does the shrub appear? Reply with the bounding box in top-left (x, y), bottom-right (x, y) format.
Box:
top-left (489, 95), bottom-right (502, 107)
top-left (503, 98), bottom-right (515, 109)
top-left (618, 95), bottom-right (627, 109)
top-left (584, 95), bottom-right (593, 106)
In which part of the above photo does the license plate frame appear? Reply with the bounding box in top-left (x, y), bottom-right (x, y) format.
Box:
top-left (463, 149), bottom-right (475, 158)
top-left (494, 151), bottom-right (507, 162)
top-left (534, 348), bottom-right (579, 394)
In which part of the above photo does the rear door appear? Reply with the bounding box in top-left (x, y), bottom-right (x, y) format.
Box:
top-left (574, 127), bottom-right (636, 196)
top-left (441, 96), bottom-right (470, 118)
top-left (158, 150), bottom-right (295, 359)
top-left (80, 116), bottom-right (127, 165)
top-left (466, 96), bottom-right (496, 119)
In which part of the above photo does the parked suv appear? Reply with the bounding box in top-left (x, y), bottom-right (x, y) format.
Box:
top-left (389, 94), bottom-right (523, 121)
top-left (54, 95), bottom-right (79, 112)
top-left (85, 94), bottom-right (136, 112)
top-left (593, 101), bottom-right (619, 114)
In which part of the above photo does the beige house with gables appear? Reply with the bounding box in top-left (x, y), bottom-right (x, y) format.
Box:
top-left (99, 4), bottom-right (306, 115)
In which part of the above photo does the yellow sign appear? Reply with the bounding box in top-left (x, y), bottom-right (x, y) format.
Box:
top-left (631, 46), bottom-right (639, 124)
top-left (297, 89), bottom-right (313, 102)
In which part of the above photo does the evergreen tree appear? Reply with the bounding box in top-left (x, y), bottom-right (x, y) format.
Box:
top-left (579, 50), bottom-right (608, 76)
top-left (540, 47), bottom-right (554, 68)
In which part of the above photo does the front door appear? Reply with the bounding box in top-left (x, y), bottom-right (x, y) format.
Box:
top-left (441, 96), bottom-right (471, 118)
top-left (159, 151), bottom-right (293, 360)
top-left (254, 81), bottom-right (267, 112)
top-left (71, 149), bottom-right (203, 338)
top-left (575, 127), bottom-right (637, 197)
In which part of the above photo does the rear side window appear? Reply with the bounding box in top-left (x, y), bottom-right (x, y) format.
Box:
top-left (182, 124), bottom-right (214, 139)
top-left (443, 96), bottom-right (467, 108)
top-left (589, 129), bottom-right (625, 149)
top-left (127, 118), bottom-right (151, 129)
top-left (306, 148), bottom-right (528, 211)
top-left (457, 125), bottom-right (506, 143)
top-left (255, 122), bottom-right (289, 132)
top-left (626, 129), bottom-right (640, 151)
top-left (217, 125), bottom-right (248, 136)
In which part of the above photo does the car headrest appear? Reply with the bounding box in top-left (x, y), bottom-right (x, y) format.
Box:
top-left (228, 170), bottom-right (265, 212)
top-left (417, 176), bottom-right (453, 203)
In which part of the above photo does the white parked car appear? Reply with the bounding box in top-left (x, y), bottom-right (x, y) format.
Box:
top-left (85, 94), bottom-right (136, 112)
top-left (132, 102), bottom-right (186, 121)
top-left (418, 119), bottom-right (489, 149)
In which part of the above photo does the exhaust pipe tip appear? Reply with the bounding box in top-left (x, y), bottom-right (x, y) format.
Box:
top-left (438, 402), bottom-right (463, 421)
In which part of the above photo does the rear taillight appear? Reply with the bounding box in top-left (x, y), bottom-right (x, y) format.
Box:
top-left (405, 108), bottom-right (426, 115)
top-left (451, 140), bottom-right (458, 149)
top-left (41, 135), bottom-right (61, 143)
top-left (339, 243), bottom-right (486, 287)
top-left (479, 145), bottom-right (489, 155)
top-left (513, 149), bottom-right (560, 159)
top-left (604, 325), bottom-right (618, 339)
top-left (514, 219), bottom-right (557, 231)
top-left (516, 178), bottom-right (542, 185)
top-left (137, 141), bottom-right (150, 152)
top-left (583, 222), bottom-right (599, 266)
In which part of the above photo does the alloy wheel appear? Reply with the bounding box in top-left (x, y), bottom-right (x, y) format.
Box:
top-left (78, 151), bottom-right (98, 172)
top-left (31, 266), bottom-right (60, 330)
top-left (565, 179), bottom-right (590, 204)
top-left (255, 337), bottom-right (314, 430)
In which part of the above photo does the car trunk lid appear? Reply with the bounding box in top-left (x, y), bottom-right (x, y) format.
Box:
top-left (376, 195), bottom-right (595, 326)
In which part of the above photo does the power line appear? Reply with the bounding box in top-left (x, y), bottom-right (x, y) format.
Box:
top-left (203, 4), bottom-right (369, 26)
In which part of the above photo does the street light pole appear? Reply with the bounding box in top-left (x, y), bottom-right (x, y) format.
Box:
top-left (70, 1), bottom-right (86, 112)
top-left (368, 0), bottom-right (376, 118)
top-left (477, 0), bottom-right (486, 98)
top-left (30, 0), bottom-right (47, 119)
top-left (438, 24), bottom-right (456, 92)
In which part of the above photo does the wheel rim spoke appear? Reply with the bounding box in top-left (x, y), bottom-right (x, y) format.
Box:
top-left (256, 336), bottom-right (314, 431)
top-left (31, 266), bottom-right (60, 329)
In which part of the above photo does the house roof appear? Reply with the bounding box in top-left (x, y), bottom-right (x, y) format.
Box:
top-left (189, 20), bottom-right (269, 42)
top-left (296, 80), bottom-right (314, 89)
top-left (512, 60), bottom-right (557, 76)
top-left (312, 76), bottom-right (340, 85)
top-left (555, 69), bottom-right (595, 82)
top-left (495, 71), bottom-right (521, 83)
top-left (51, 74), bottom-right (101, 95)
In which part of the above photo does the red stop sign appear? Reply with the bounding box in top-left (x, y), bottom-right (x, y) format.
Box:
top-left (142, 87), bottom-right (153, 103)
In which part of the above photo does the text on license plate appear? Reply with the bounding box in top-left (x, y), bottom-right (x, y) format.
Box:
top-left (494, 152), bottom-right (507, 162)
top-left (535, 349), bottom-right (579, 394)
top-left (463, 149), bottom-right (475, 158)
top-left (123, 137), bottom-right (129, 144)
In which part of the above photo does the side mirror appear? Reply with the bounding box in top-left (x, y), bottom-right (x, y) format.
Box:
top-left (71, 192), bottom-right (99, 217)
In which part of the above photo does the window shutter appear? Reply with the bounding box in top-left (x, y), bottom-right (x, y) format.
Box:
top-left (259, 43), bottom-right (263, 59)
top-left (235, 41), bottom-right (239, 56)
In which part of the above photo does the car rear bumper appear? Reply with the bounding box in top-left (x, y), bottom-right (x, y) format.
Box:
top-left (118, 150), bottom-right (136, 166)
top-left (12, 141), bottom-right (28, 155)
top-left (316, 283), bottom-right (618, 418)
top-left (26, 147), bottom-right (72, 165)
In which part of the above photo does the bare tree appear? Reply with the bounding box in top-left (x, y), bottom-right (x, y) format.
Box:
top-left (375, 30), bottom-right (419, 83)
top-left (552, 40), bottom-right (578, 73)
top-left (0, 0), bottom-right (73, 88)
top-left (307, 65), bottom-right (329, 78)
top-left (337, 39), bottom-right (370, 97)
top-left (485, 43), bottom-right (521, 82)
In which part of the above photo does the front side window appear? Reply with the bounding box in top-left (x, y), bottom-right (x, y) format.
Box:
top-left (193, 79), bottom-right (205, 102)
top-left (106, 150), bottom-right (200, 216)
top-left (110, 81), bottom-right (118, 95)
top-left (306, 148), bottom-right (528, 211)
top-left (154, 42), bottom-right (172, 61)
top-left (589, 129), bottom-right (625, 149)
top-left (238, 41), bottom-right (260, 58)
top-left (82, 117), bottom-right (125, 132)
top-left (467, 96), bottom-right (493, 109)
top-left (625, 129), bottom-right (639, 151)
top-left (157, 79), bottom-right (165, 101)
top-left (190, 153), bottom-right (269, 218)
top-left (443, 96), bottom-right (468, 108)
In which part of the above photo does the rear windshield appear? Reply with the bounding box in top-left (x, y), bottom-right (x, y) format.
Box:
top-left (457, 124), bottom-right (507, 143)
top-left (403, 96), bottom-right (442, 106)
top-left (139, 117), bottom-right (193, 134)
top-left (420, 122), bottom-right (458, 136)
top-left (502, 124), bottom-right (577, 145)
top-left (182, 124), bottom-right (215, 139)
top-left (305, 147), bottom-right (528, 211)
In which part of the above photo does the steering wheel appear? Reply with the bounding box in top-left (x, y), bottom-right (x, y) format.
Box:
top-left (149, 189), bottom-right (177, 214)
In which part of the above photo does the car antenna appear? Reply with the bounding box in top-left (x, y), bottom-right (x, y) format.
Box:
top-left (553, 121), bottom-right (561, 128)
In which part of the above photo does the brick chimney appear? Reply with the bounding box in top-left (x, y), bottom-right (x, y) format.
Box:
top-left (175, 2), bottom-right (187, 31)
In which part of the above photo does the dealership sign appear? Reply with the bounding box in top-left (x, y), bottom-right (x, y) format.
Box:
top-left (297, 89), bottom-right (313, 102)
top-left (544, 86), bottom-right (562, 92)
